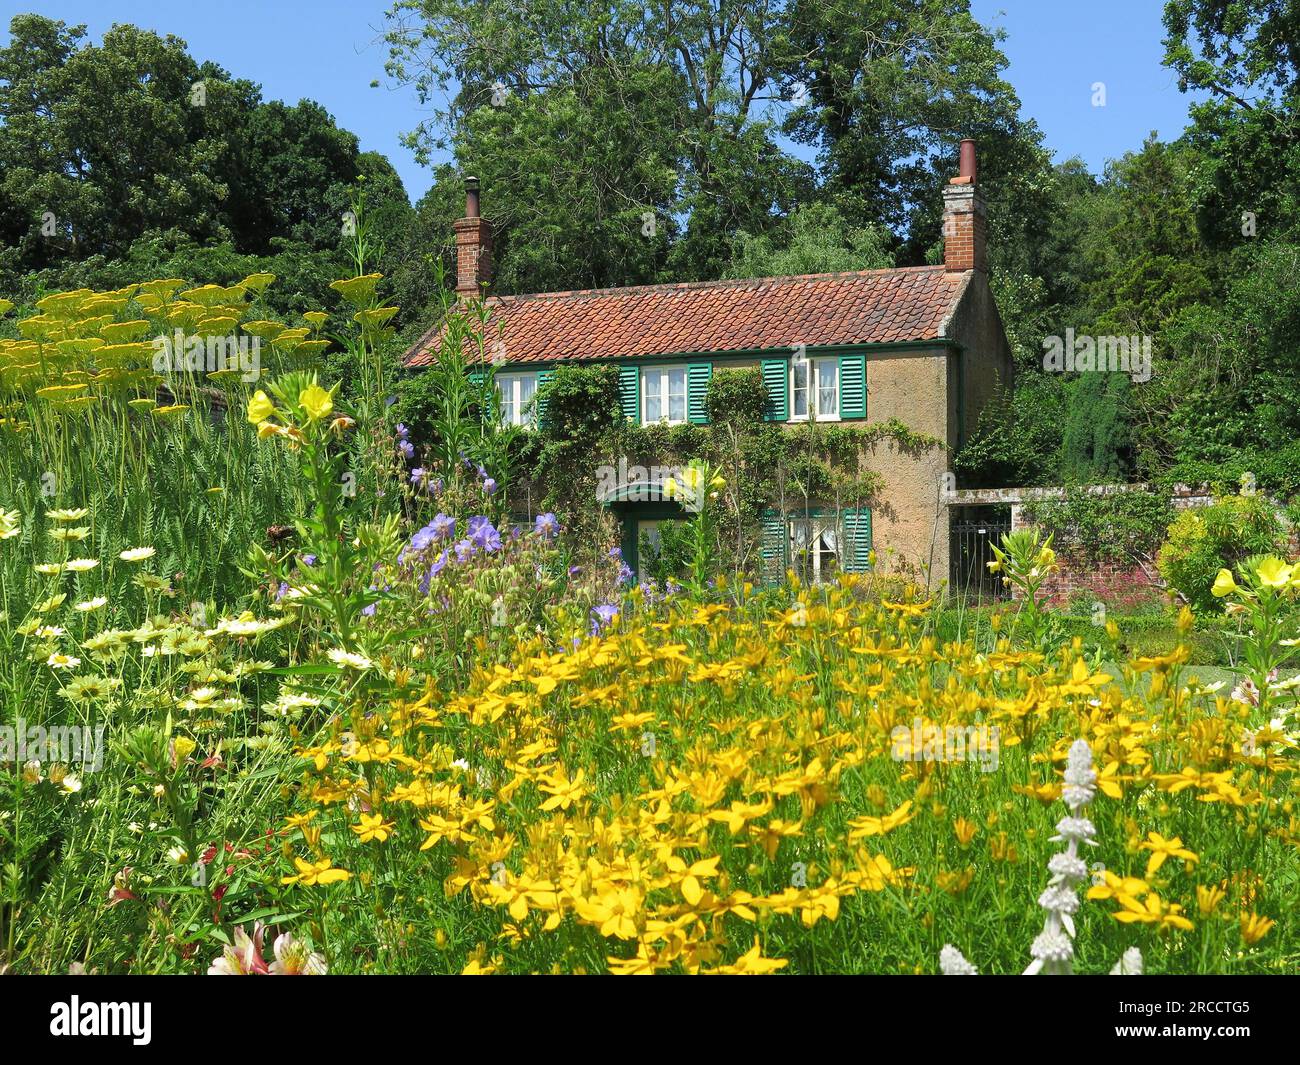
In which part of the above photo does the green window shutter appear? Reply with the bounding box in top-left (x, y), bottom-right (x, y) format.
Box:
top-left (759, 509), bottom-right (787, 585)
top-left (619, 364), bottom-right (640, 422)
top-left (468, 365), bottom-right (487, 387)
top-left (841, 507), bottom-right (873, 573)
top-left (762, 358), bottom-right (787, 421)
top-left (534, 368), bottom-right (553, 427)
top-left (688, 361), bottom-right (713, 423)
top-left (839, 353), bottom-right (866, 419)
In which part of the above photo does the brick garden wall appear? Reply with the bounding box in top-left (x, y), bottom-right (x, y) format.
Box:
top-left (947, 484), bottom-right (1214, 609)
top-left (1033, 551), bottom-right (1164, 610)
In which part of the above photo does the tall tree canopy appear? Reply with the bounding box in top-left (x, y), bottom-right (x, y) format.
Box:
top-left (0, 14), bottom-right (411, 292)
top-left (382, 0), bottom-right (1045, 289)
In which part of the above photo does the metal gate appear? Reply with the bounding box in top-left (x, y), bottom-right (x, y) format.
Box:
top-left (950, 519), bottom-right (1011, 601)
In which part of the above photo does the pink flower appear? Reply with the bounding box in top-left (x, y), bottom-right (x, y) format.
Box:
top-left (268, 932), bottom-right (327, 975)
top-left (106, 866), bottom-right (137, 907)
top-left (208, 922), bottom-right (270, 975)
top-left (207, 924), bottom-right (326, 974)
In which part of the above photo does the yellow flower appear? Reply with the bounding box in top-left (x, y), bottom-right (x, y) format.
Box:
top-left (1240, 912), bottom-right (1275, 946)
top-left (538, 768), bottom-right (587, 812)
top-left (1196, 884), bottom-right (1225, 917)
top-left (328, 273), bottom-right (383, 306)
top-left (1211, 568), bottom-right (1238, 597)
top-left (1255, 557), bottom-right (1293, 588)
top-left (299, 384), bottom-right (333, 423)
top-left (1112, 892), bottom-right (1194, 932)
top-left (281, 856), bottom-right (351, 887)
top-left (952, 817), bottom-right (978, 846)
top-left (239, 272), bottom-right (276, 293)
top-left (572, 886), bottom-right (641, 939)
top-left (119, 546), bottom-right (155, 562)
top-left (1086, 870), bottom-right (1150, 904)
top-left (247, 390), bottom-right (275, 425)
top-left (1139, 832), bottom-right (1198, 877)
top-left (351, 812), bottom-right (395, 843)
top-left (705, 938), bottom-right (788, 975)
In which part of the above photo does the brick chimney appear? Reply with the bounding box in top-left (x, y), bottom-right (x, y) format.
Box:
top-left (452, 176), bottom-right (493, 296)
top-left (942, 139), bottom-right (986, 273)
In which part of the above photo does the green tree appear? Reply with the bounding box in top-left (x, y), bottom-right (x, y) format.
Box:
top-left (0, 15), bottom-right (410, 283)
top-left (383, 0), bottom-right (813, 287)
top-left (723, 202), bottom-right (892, 278)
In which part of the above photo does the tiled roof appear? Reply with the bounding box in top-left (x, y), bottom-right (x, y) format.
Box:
top-left (403, 265), bottom-right (971, 368)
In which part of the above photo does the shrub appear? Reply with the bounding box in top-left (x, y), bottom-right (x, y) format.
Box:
top-left (1156, 495), bottom-right (1288, 612)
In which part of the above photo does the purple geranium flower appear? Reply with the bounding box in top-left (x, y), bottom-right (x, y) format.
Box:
top-left (396, 422), bottom-right (409, 440)
top-left (469, 517), bottom-right (501, 553)
top-left (399, 440), bottom-right (415, 460)
top-left (590, 602), bottom-right (619, 635)
top-left (431, 513), bottom-right (455, 541)
top-left (454, 538), bottom-right (475, 563)
top-left (483, 477), bottom-right (497, 496)
top-left (534, 512), bottom-right (559, 539)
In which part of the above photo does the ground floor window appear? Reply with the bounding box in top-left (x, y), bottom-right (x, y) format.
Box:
top-left (789, 517), bottom-right (840, 582)
top-left (636, 518), bottom-right (693, 584)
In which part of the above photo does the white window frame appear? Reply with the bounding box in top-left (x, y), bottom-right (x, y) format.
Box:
top-left (789, 356), bottom-right (840, 422)
top-left (788, 517), bottom-right (841, 583)
top-left (496, 371), bottom-right (538, 428)
top-left (641, 365), bottom-right (689, 426)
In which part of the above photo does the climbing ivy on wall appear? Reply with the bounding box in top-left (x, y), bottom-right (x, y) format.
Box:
top-left (528, 364), bottom-right (945, 576)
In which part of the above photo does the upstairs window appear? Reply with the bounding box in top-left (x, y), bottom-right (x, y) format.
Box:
top-left (642, 366), bottom-right (688, 425)
top-left (790, 356), bottom-right (839, 421)
top-left (497, 372), bottom-right (538, 428)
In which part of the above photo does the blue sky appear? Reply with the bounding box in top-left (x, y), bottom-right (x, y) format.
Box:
top-left (2, 0), bottom-right (1199, 203)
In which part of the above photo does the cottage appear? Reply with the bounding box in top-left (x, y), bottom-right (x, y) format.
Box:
top-left (404, 141), bottom-right (1013, 588)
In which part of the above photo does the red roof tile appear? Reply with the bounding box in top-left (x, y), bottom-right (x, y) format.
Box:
top-left (403, 265), bottom-right (971, 368)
